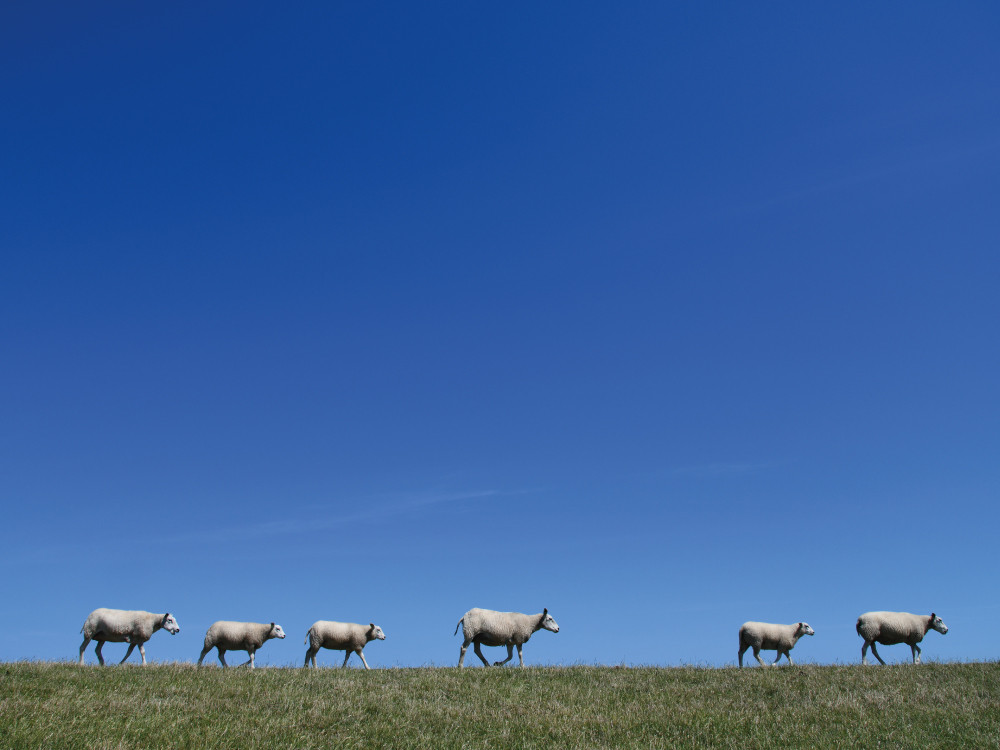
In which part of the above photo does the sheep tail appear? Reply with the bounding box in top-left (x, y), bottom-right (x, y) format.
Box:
top-left (855, 618), bottom-right (862, 635)
top-left (304, 629), bottom-right (311, 645)
top-left (454, 618), bottom-right (463, 636)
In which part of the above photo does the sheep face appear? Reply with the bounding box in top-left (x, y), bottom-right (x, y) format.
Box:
top-left (798, 622), bottom-right (815, 637)
top-left (369, 624), bottom-right (386, 640)
top-left (271, 623), bottom-right (286, 639)
top-left (162, 613), bottom-right (180, 634)
top-left (541, 611), bottom-right (560, 633)
top-left (930, 613), bottom-right (948, 635)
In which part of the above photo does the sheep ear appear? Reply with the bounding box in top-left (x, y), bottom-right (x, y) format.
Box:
top-left (543, 608), bottom-right (548, 616)
top-left (270, 622), bottom-right (275, 630)
top-left (369, 623), bottom-right (375, 630)
top-left (931, 613), bottom-right (936, 619)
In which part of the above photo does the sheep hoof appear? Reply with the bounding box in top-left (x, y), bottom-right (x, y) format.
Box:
top-left (493, 661), bottom-right (504, 667)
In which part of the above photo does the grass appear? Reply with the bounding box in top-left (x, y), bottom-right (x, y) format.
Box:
top-left (2, 662), bottom-right (999, 748)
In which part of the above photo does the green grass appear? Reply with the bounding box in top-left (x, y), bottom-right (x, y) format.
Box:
top-left (2, 662), bottom-right (999, 748)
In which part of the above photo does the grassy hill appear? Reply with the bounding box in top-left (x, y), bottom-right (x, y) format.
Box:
top-left (3, 662), bottom-right (998, 748)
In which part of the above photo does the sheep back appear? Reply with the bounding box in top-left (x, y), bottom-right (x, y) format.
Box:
top-left (460, 609), bottom-right (539, 647)
top-left (307, 621), bottom-right (371, 651)
top-left (203, 621), bottom-right (274, 652)
top-left (739, 622), bottom-right (801, 651)
top-left (856, 611), bottom-right (931, 645)
top-left (81, 609), bottom-right (162, 644)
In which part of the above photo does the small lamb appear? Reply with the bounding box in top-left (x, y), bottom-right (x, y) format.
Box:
top-left (455, 607), bottom-right (560, 667)
top-left (78, 608), bottom-right (180, 666)
top-left (856, 611), bottom-right (948, 664)
top-left (738, 621), bottom-right (815, 667)
top-left (303, 621), bottom-right (386, 669)
top-left (197, 621), bottom-right (286, 668)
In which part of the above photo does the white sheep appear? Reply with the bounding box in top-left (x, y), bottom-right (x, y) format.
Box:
top-left (454, 607), bottom-right (559, 667)
top-left (737, 621), bottom-right (815, 667)
top-left (856, 611), bottom-right (948, 665)
top-left (197, 621), bottom-right (286, 668)
top-left (303, 621), bottom-right (386, 669)
top-left (78, 608), bottom-right (180, 666)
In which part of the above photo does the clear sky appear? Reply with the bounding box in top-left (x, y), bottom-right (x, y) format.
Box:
top-left (2, 2), bottom-right (998, 668)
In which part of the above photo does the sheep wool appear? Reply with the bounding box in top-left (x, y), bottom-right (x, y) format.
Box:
top-left (737, 621), bottom-right (815, 667)
top-left (303, 621), bottom-right (386, 669)
top-left (197, 621), bottom-right (286, 668)
top-left (78, 608), bottom-right (180, 666)
top-left (856, 611), bottom-right (948, 665)
top-left (455, 607), bottom-right (560, 667)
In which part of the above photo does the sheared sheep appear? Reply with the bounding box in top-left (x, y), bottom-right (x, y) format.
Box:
top-left (303, 621), bottom-right (386, 669)
top-left (454, 607), bottom-right (559, 667)
top-left (737, 621), bottom-right (815, 667)
top-left (856, 611), bottom-right (948, 665)
top-left (78, 608), bottom-right (180, 666)
top-left (197, 621), bottom-right (286, 668)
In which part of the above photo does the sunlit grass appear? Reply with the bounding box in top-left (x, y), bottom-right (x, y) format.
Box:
top-left (3, 662), bottom-right (998, 748)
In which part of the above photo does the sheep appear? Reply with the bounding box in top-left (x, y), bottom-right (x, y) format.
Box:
top-left (737, 621), bottom-right (815, 667)
top-left (197, 621), bottom-right (286, 668)
top-left (303, 621), bottom-right (386, 669)
top-left (856, 611), bottom-right (948, 665)
top-left (454, 607), bottom-right (559, 667)
top-left (78, 608), bottom-right (180, 666)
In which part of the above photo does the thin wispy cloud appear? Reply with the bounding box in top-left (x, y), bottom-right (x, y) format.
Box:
top-left (716, 138), bottom-right (1000, 221)
top-left (0, 489), bottom-right (526, 569)
top-left (163, 488), bottom-right (520, 546)
top-left (662, 462), bottom-right (778, 478)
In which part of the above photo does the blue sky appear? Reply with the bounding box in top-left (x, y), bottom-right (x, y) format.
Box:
top-left (2, 2), bottom-right (999, 668)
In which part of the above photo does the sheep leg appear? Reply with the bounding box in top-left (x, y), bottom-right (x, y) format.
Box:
top-left (342, 650), bottom-right (352, 668)
top-left (79, 637), bottom-right (91, 665)
top-left (217, 649), bottom-right (228, 668)
top-left (357, 649), bottom-right (370, 670)
top-left (242, 650), bottom-right (256, 668)
top-left (753, 647), bottom-right (766, 667)
top-left (869, 642), bottom-right (886, 665)
top-left (198, 646), bottom-right (212, 667)
top-left (473, 642), bottom-right (491, 667)
top-left (304, 647), bottom-right (318, 668)
top-left (459, 639), bottom-right (472, 667)
top-left (493, 644), bottom-right (514, 667)
top-left (120, 643), bottom-right (136, 664)
top-left (785, 652), bottom-right (794, 666)
top-left (517, 644), bottom-right (524, 667)
top-left (94, 640), bottom-right (106, 666)
top-left (911, 643), bottom-right (921, 664)
top-left (738, 645), bottom-right (747, 668)
top-left (138, 644), bottom-right (147, 665)
top-left (772, 651), bottom-right (784, 666)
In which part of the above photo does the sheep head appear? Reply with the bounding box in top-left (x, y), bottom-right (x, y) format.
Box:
top-left (930, 613), bottom-right (948, 635)
top-left (541, 608), bottom-right (560, 633)
top-left (161, 613), bottom-right (180, 634)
